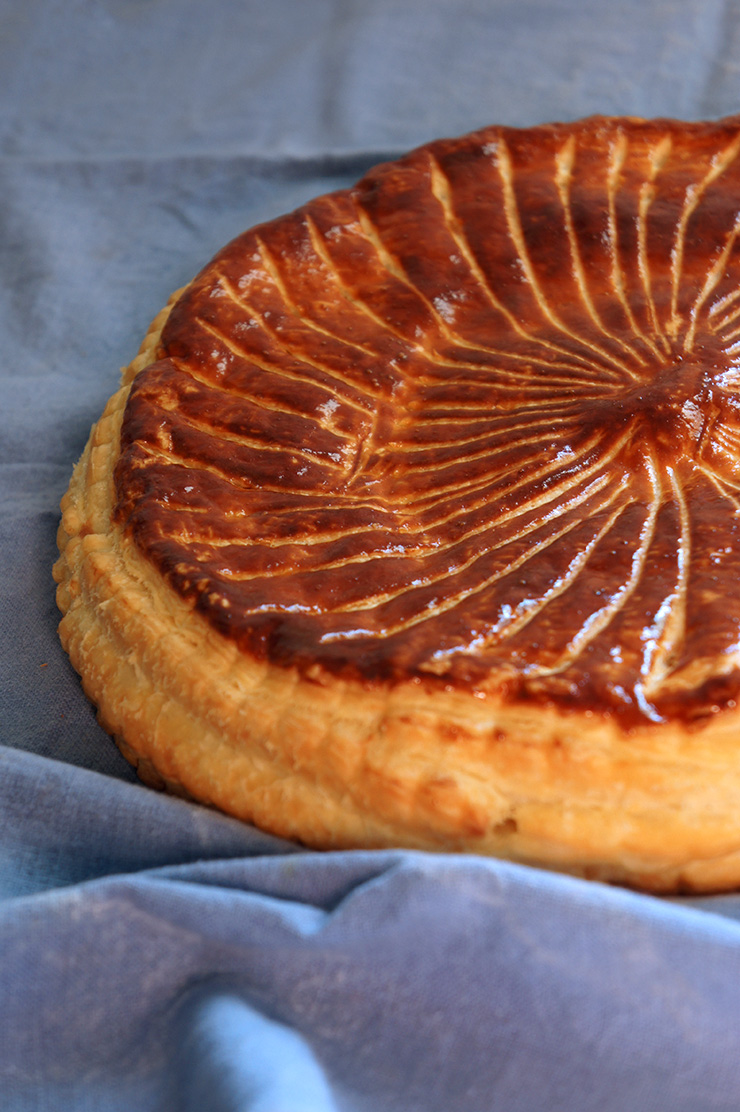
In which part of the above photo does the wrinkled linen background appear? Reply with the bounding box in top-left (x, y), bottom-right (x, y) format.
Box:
top-left (4, 1), bottom-right (740, 1108)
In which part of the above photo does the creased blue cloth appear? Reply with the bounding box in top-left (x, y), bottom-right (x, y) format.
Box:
top-left (6, 748), bottom-right (740, 1112)
top-left (6, 1), bottom-right (740, 1108)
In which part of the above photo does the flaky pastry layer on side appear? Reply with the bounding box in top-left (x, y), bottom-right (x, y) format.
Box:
top-left (52, 296), bottom-right (740, 894)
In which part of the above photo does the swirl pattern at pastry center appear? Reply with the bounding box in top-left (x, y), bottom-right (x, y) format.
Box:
top-left (114, 115), bottom-right (740, 726)
top-left (570, 345), bottom-right (734, 463)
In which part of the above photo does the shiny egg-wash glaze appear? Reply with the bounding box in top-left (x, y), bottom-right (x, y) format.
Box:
top-left (115, 115), bottom-right (740, 731)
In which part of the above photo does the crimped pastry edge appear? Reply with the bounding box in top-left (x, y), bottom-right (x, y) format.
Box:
top-left (53, 293), bottom-right (740, 894)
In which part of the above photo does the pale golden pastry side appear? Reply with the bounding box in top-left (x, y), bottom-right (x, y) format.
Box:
top-left (54, 114), bottom-right (740, 892)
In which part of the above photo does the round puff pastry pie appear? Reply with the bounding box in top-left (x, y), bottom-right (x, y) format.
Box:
top-left (55, 114), bottom-right (740, 892)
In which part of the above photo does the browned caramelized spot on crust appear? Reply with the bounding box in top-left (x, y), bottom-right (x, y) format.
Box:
top-left (114, 115), bottom-right (740, 727)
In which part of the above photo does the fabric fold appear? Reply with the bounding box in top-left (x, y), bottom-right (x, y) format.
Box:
top-left (3, 834), bottom-right (740, 1111)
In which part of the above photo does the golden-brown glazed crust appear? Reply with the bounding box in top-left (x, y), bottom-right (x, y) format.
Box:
top-left (55, 115), bottom-right (740, 891)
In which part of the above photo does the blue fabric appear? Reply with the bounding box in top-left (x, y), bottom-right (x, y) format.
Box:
top-left (6, 1), bottom-right (740, 1107)
top-left (5, 752), bottom-right (740, 1112)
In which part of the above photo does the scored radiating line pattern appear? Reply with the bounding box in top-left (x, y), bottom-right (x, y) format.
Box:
top-left (115, 115), bottom-right (740, 724)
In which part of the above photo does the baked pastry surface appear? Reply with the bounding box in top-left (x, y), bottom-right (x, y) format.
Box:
top-left (55, 114), bottom-right (740, 891)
